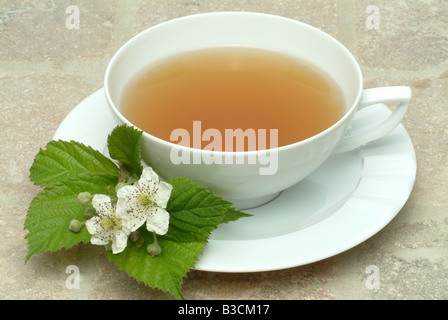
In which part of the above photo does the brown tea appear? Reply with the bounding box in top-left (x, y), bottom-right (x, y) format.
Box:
top-left (120, 47), bottom-right (346, 151)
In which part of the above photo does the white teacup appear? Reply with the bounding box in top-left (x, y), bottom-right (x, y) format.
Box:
top-left (105, 12), bottom-right (411, 210)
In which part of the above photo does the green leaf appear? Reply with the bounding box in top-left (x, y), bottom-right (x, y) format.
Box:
top-left (164, 177), bottom-right (252, 241)
top-left (29, 140), bottom-right (119, 187)
top-left (164, 177), bottom-right (232, 242)
top-left (107, 124), bottom-right (143, 177)
top-left (221, 206), bottom-right (253, 224)
top-left (108, 229), bottom-right (203, 300)
top-left (25, 173), bottom-right (118, 261)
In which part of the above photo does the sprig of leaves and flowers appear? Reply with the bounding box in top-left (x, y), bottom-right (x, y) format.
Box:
top-left (25, 124), bottom-right (251, 299)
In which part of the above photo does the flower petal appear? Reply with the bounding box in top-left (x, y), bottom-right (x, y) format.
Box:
top-left (92, 194), bottom-right (114, 218)
top-left (154, 181), bottom-right (173, 209)
top-left (128, 212), bottom-right (147, 232)
top-left (116, 213), bottom-right (132, 235)
top-left (146, 207), bottom-right (170, 235)
top-left (111, 230), bottom-right (128, 254)
top-left (116, 185), bottom-right (138, 203)
top-left (90, 231), bottom-right (110, 246)
top-left (140, 167), bottom-right (160, 184)
top-left (138, 177), bottom-right (159, 200)
top-left (86, 216), bottom-right (102, 235)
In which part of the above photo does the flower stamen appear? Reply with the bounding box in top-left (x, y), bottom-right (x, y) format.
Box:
top-left (137, 194), bottom-right (154, 207)
top-left (100, 217), bottom-right (120, 231)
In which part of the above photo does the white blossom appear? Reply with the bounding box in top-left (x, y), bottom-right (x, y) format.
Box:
top-left (86, 194), bottom-right (131, 254)
top-left (117, 167), bottom-right (173, 235)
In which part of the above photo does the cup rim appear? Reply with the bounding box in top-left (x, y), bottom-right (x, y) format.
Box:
top-left (104, 11), bottom-right (364, 156)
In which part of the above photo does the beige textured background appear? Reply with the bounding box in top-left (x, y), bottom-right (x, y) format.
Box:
top-left (1, 0), bottom-right (447, 300)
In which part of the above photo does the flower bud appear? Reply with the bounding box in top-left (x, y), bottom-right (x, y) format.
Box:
top-left (77, 192), bottom-right (93, 205)
top-left (130, 231), bottom-right (140, 242)
top-left (84, 207), bottom-right (95, 218)
top-left (130, 231), bottom-right (144, 248)
top-left (69, 219), bottom-right (84, 233)
top-left (147, 242), bottom-right (162, 257)
top-left (135, 236), bottom-right (144, 249)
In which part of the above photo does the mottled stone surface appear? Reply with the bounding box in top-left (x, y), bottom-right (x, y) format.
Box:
top-left (354, 0), bottom-right (448, 71)
top-left (1, 0), bottom-right (446, 300)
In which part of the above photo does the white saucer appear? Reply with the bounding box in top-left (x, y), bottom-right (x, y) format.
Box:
top-left (54, 89), bottom-right (417, 273)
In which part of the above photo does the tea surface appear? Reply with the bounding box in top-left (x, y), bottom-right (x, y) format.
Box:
top-left (120, 47), bottom-right (345, 151)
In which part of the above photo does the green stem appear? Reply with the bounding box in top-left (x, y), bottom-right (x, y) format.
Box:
top-left (152, 231), bottom-right (158, 246)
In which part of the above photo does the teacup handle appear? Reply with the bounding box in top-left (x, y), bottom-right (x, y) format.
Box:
top-left (334, 86), bottom-right (412, 154)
